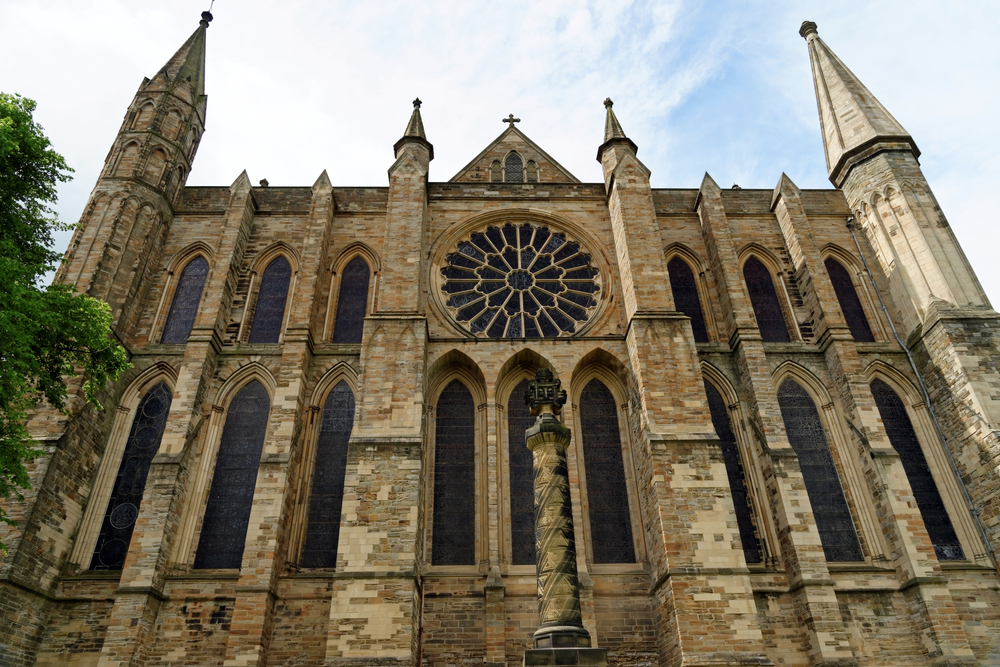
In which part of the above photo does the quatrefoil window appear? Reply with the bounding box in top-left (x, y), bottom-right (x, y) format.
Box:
top-left (441, 222), bottom-right (601, 338)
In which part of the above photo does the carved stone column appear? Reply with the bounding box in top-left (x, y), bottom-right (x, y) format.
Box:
top-left (523, 369), bottom-right (607, 667)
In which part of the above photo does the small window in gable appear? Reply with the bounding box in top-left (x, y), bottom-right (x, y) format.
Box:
top-left (505, 153), bottom-right (524, 183)
top-left (667, 256), bottom-right (709, 343)
top-left (490, 161), bottom-right (502, 182)
top-left (824, 258), bottom-right (875, 342)
top-left (331, 256), bottom-right (370, 344)
top-left (743, 256), bottom-right (790, 343)
top-left (526, 161), bottom-right (538, 183)
top-left (133, 102), bottom-right (155, 130)
top-left (161, 256), bottom-right (209, 343)
top-left (248, 256), bottom-right (292, 344)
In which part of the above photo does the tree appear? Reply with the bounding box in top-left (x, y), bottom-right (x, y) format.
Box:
top-left (0, 93), bottom-right (130, 544)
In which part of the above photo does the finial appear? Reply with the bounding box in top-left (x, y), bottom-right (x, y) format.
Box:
top-left (799, 21), bottom-right (817, 39)
top-left (200, 1), bottom-right (214, 26)
top-left (525, 368), bottom-right (567, 416)
top-left (413, 98), bottom-right (422, 109)
top-left (503, 114), bottom-right (520, 127)
top-left (604, 98), bottom-right (613, 109)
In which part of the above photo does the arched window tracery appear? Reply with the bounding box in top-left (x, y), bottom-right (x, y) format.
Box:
top-left (667, 256), bottom-right (709, 343)
top-left (743, 256), bottom-right (791, 342)
top-left (824, 257), bottom-right (875, 342)
top-left (432, 379), bottom-right (476, 566)
top-left (332, 256), bottom-right (370, 344)
top-left (248, 256), bottom-right (292, 343)
top-left (777, 379), bottom-right (863, 561)
top-left (161, 256), bottom-right (209, 343)
top-left (505, 153), bottom-right (524, 183)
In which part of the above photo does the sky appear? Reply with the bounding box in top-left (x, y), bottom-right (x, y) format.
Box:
top-left (3, 0), bottom-right (999, 302)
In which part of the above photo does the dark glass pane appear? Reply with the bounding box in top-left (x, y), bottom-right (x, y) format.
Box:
top-left (161, 256), bottom-right (209, 344)
top-left (704, 381), bottom-right (761, 563)
top-left (332, 256), bottom-right (370, 344)
top-left (743, 257), bottom-right (790, 343)
top-left (580, 379), bottom-right (635, 564)
top-left (505, 153), bottom-right (523, 183)
top-left (777, 380), bottom-right (863, 561)
top-left (248, 257), bottom-right (291, 343)
top-left (508, 379), bottom-right (536, 565)
top-left (870, 380), bottom-right (964, 560)
top-left (824, 258), bottom-right (875, 343)
top-left (90, 382), bottom-right (172, 570)
top-left (668, 257), bottom-right (709, 343)
top-left (432, 380), bottom-right (476, 565)
top-left (300, 381), bottom-right (355, 568)
top-left (194, 380), bottom-right (270, 569)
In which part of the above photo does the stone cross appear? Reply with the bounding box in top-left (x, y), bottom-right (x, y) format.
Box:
top-left (503, 114), bottom-right (520, 127)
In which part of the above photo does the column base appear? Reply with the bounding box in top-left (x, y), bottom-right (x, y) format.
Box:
top-left (523, 648), bottom-right (608, 667)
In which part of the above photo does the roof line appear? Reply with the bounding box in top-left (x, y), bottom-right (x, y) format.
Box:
top-left (448, 126), bottom-right (581, 183)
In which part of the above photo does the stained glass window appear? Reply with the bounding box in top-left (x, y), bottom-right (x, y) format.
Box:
top-left (432, 379), bottom-right (476, 566)
top-left (668, 257), bottom-right (709, 343)
top-left (704, 381), bottom-right (761, 563)
top-left (508, 379), bottom-right (536, 565)
top-left (440, 223), bottom-right (601, 338)
top-left (505, 153), bottom-right (523, 183)
top-left (580, 379), bottom-right (635, 564)
top-left (161, 256), bottom-right (209, 344)
top-left (300, 381), bottom-right (355, 568)
top-left (194, 380), bottom-right (270, 569)
top-left (870, 379), bottom-right (964, 560)
top-left (90, 382), bottom-right (172, 571)
top-left (744, 257), bottom-right (791, 343)
top-left (332, 257), bottom-right (370, 344)
top-left (248, 256), bottom-right (291, 344)
top-left (824, 258), bottom-right (875, 342)
top-left (777, 379), bottom-right (863, 561)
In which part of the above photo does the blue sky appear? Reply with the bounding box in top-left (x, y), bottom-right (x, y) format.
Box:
top-left (3, 0), bottom-right (998, 301)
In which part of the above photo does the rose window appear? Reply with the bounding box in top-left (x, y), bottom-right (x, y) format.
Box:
top-left (440, 222), bottom-right (601, 338)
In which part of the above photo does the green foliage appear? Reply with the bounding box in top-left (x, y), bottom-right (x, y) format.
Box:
top-left (0, 93), bottom-right (130, 544)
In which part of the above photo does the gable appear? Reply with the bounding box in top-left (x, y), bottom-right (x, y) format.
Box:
top-left (449, 127), bottom-right (580, 183)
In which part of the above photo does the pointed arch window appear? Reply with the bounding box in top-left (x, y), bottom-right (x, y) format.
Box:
top-left (194, 380), bottom-right (270, 569)
top-left (525, 161), bottom-right (538, 183)
top-left (743, 257), bottom-right (790, 343)
top-left (704, 381), bottom-right (761, 563)
top-left (142, 148), bottom-right (168, 186)
top-left (432, 379), bottom-right (476, 566)
top-left (490, 161), bottom-right (502, 183)
top-left (777, 379), bottom-right (863, 561)
top-left (90, 382), bottom-right (172, 571)
top-left (332, 256), bottom-right (371, 344)
top-left (505, 153), bottom-right (524, 183)
top-left (668, 256), bottom-right (709, 343)
top-left (300, 380), bottom-right (355, 568)
top-left (580, 378), bottom-right (635, 564)
top-left (870, 379), bottom-right (963, 560)
top-left (115, 143), bottom-right (140, 177)
top-left (133, 102), bottom-right (155, 130)
top-left (161, 256), bottom-right (209, 343)
top-left (248, 256), bottom-right (292, 343)
top-left (824, 258), bottom-right (875, 342)
top-left (507, 378), bottom-right (536, 565)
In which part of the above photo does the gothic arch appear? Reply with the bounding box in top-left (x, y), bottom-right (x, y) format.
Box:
top-left (132, 101), bottom-right (156, 130)
top-left (250, 241), bottom-right (301, 274)
top-left (243, 244), bottom-right (299, 343)
top-left (324, 243), bottom-right (380, 342)
top-left (161, 107), bottom-right (184, 141)
top-left (114, 141), bottom-right (141, 177)
top-left (820, 245), bottom-right (882, 342)
top-left (664, 243), bottom-right (716, 342)
top-left (68, 362), bottom-right (178, 568)
top-left (153, 242), bottom-right (215, 342)
top-left (173, 362), bottom-right (277, 566)
top-left (737, 245), bottom-right (798, 342)
top-left (142, 145), bottom-right (170, 186)
top-left (503, 151), bottom-right (524, 182)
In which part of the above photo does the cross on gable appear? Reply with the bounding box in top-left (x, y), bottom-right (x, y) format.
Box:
top-left (503, 114), bottom-right (520, 127)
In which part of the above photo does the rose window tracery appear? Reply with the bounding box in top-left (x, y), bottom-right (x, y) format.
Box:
top-left (440, 222), bottom-right (601, 338)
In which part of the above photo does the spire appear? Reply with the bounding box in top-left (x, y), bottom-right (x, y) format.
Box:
top-left (596, 98), bottom-right (638, 160)
top-left (800, 21), bottom-right (918, 186)
top-left (151, 12), bottom-right (211, 98)
top-left (393, 98), bottom-right (434, 160)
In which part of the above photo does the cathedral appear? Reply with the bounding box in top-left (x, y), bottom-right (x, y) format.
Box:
top-left (3, 11), bottom-right (1000, 667)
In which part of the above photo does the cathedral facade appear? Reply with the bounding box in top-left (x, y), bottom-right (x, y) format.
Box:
top-left (2, 14), bottom-right (1000, 667)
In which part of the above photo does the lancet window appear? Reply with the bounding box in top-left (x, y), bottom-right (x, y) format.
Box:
top-left (870, 379), bottom-right (964, 560)
top-left (248, 256), bottom-right (291, 343)
top-left (332, 256), bottom-right (370, 344)
top-left (505, 152), bottom-right (524, 183)
top-left (743, 256), bottom-right (791, 342)
top-left (579, 378), bottom-right (635, 564)
top-left (525, 161), bottom-right (538, 183)
top-left (490, 161), bottom-right (502, 182)
top-left (90, 381), bottom-right (172, 571)
top-left (161, 256), bottom-right (209, 343)
top-left (194, 380), bottom-right (270, 569)
top-left (824, 258), bottom-right (875, 342)
top-left (704, 380), bottom-right (761, 563)
top-left (777, 379), bottom-right (863, 561)
top-left (667, 256), bottom-right (709, 343)
top-left (432, 379), bottom-right (476, 566)
top-left (300, 380), bottom-right (355, 568)
top-left (507, 378), bottom-right (536, 565)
